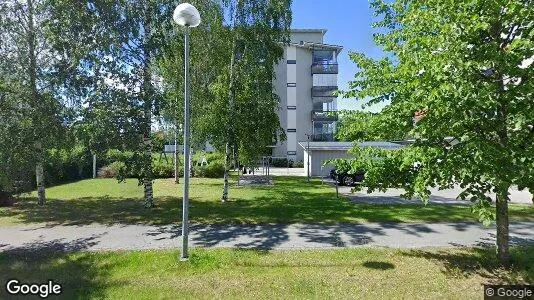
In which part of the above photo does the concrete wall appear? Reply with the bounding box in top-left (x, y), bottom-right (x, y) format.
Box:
top-left (290, 32), bottom-right (324, 44)
top-left (305, 149), bottom-right (353, 177)
top-left (294, 46), bottom-right (313, 162)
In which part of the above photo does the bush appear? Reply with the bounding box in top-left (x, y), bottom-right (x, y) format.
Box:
top-left (271, 158), bottom-right (294, 168)
top-left (192, 161), bottom-right (225, 178)
top-left (294, 160), bottom-right (304, 168)
top-left (97, 167), bottom-right (115, 178)
top-left (45, 146), bottom-right (93, 185)
top-left (0, 189), bottom-right (14, 207)
top-left (98, 161), bottom-right (126, 178)
top-left (153, 160), bottom-right (181, 178)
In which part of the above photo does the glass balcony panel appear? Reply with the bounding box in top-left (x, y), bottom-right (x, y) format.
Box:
top-left (311, 110), bottom-right (338, 121)
top-left (312, 86), bottom-right (338, 97)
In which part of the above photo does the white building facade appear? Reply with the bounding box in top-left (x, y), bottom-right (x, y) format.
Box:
top-left (272, 29), bottom-right (343, 162)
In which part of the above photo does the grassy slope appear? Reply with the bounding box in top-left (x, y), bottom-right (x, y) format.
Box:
top-left (1, 247), bottom-right (532, 299)
top-left (1, 177), bottom-right (533, 226)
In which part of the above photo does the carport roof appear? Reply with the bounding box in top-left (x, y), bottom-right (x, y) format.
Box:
top-left (298, 141), bottom-right (404, 151)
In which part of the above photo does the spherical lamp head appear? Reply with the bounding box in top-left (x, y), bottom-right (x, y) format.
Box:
top-left (173, 3), bottom-right (201, 27)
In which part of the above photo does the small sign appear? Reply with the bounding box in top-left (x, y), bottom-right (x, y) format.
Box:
top-left (164, 145), bottom-right (183, 153)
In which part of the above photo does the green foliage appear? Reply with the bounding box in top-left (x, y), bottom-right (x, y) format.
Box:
top-left (293, 161), bottom-right (304, 168)
top-left (271, 158), bottom-right (292, 167)
top-left (192, 161), bottom-right (226, 178)
top-left (340, 0), bottom-right (533, 229)
top-left (337, 111), bottom-right (392, 141)
top-left (45, 146), bottom-right (92, 185)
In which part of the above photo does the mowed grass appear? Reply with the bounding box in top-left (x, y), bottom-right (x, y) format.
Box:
top-left (1, 177), bottom-right (533, 226)
top-left (1, 246), bottom-right (533, 299)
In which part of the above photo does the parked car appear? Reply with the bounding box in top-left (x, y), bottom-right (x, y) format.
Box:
top-left (330, 169), bottom-right (365, 186)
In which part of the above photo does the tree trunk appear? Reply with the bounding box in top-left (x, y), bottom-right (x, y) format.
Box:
top-left (27, 0), bottom-right (45, 205)
top-left (495, 185), bottom-right (511, 268)
top-left (221, 4), bottom-right (239, 203)
top-left (222, 142), bottom-right (230, 202)
top-left (141, 11), bottom-right (154, 208)
top-left (35, 147), bottom-right (45, 206)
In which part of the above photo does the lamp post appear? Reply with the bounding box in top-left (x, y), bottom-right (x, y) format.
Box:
top-left (305, 133), bottom-right (311, 182)
top-left (173, 3), bottom-right (201, 261)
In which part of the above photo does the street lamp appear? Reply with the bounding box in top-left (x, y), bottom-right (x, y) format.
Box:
top-left (305, 133), bottom-right (311, 182)
top-left (173, 3), bottom-right (201, 261)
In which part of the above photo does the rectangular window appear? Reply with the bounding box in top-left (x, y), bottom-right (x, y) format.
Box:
top-left (287, 129), bottom-right (296, 132)
top-left (287, 106), bottom-right (296, 110)
top-left (287, 83), bottom-right (296, 87)
top-left (287, 60), bottom-right (296, 64)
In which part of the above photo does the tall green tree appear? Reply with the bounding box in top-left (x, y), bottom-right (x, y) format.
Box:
top-left (217, 0), bottom-right (292, 202)
top-left (0, 0), bottom-right (74, 203)
top-left (68, 0), bottom-right (179, 208)
top-left (340, 0), bottom-right (533, 267)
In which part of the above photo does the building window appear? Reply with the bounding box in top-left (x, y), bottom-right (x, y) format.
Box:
top-left (287, 129), bottom-right (296, 132)
top-left (287, 151), bottom-right (297, 155)
top-left (287, 106), bottom-right (296, 110)
top-left (287, 60), bottom-right (296, 64)
top-left (287, 83), bottom-right (296, 87)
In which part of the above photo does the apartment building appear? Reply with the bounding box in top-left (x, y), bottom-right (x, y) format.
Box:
top-left (272, 29), bottom-right (343, 162)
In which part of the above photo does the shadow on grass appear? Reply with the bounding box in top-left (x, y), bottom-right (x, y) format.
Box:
top-left (401, 247), bottom-right (534, 284)
top-left (362, 261), bottom-right (395, 270)
top-left (2, 176), bottom-right (531, 226)
top-left (0, 237), bottom-right (124, 299)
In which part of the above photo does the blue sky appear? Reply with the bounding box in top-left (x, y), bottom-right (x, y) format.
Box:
top-left (291, 0), bottom-right (386, 112)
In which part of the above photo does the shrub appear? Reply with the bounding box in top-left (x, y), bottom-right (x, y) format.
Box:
top-left (271, 158), bottom-right (294, 167)
top-left (294, 160), bottom-right (304, 168)
top-left (97, 167), bottom-right (115, 178)
top-left (153, 160), bottom-right (179, 178)
top-left (98, 161), bottom-right (126, 178)
top-left (192, 161), bottom-right (225, 178)
top-left (0, 190), bottom-right (14, 207)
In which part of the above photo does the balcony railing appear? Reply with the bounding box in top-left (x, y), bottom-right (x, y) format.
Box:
top-left (312, 86), bottom-right (338, 97)
top-left (311, 133), bottom-right (335, 142)
top-left (311, 110), bottom-right (338, 122)
top-left (311, 63), bottom-right (338, 74)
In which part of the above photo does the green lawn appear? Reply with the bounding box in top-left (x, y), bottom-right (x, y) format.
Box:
top-left (1, 177), bottom-right (533, 226)
top-left (1, 247), bottom-right (532, 299)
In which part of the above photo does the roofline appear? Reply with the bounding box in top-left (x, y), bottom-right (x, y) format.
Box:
top-left (291, 29), bottom-right (328, 35)
top-left (288, 42), bottom-right (344, 54)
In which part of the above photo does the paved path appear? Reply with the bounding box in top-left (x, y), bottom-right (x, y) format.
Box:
top-left (1, 222), bottom-right (533, 253)
top-left (339, 185), bottom-right (533, 205)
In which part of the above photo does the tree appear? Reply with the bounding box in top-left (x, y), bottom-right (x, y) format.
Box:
top-left (340, 0), bottom-right (533, 267)
top-left (216, 0), bottom-right (292, 202)
top-left (336, 111), bottom-right (381, 142)
top-left (0, 0), bottom-right (75, 204)
top-left (64, 0), bottom-right (179, 208)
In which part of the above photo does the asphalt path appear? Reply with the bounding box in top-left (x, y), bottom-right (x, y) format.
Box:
top-left (1, 222), bottom-right (533, 253)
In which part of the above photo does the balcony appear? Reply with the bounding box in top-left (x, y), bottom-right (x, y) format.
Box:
top-left (312, 86), bottom-right (338, 98)
top-left (311, 110), bottom-right (338, 122)
top-left (311, 63), bottom-right (338, 74)
top-left (311, 133), bottom-right (335, 142)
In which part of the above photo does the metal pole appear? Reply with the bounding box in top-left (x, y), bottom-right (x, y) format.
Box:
top-left (92, 154), bottom-right (97, 179)
top-left (181, 26), bottom-right (191, 261)
top-left (174, 124), bottom-right (179, 183)
top-left (307, 134), bottom-right (310, 182)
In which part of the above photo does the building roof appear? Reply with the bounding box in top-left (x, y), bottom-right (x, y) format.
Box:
top-left (291, 29), bottom-right (328, 34)
top-left (298, 141), bottom-right (404, 151)
top-left (293, 41), bottom-right (343, 54)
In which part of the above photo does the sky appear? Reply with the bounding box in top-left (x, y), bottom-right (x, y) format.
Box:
top-left (290, 0), bottom-right (386, 112)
